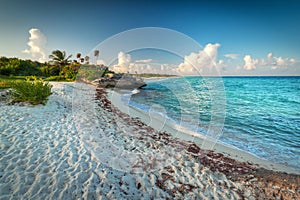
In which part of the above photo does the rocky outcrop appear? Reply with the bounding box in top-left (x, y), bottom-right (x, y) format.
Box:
top-left (92, 74), bottom-right (147, 89)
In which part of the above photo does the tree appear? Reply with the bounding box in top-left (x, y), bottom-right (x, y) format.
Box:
top-left (49, 50), bottom-right (72, 66)
top-left (94, 50), bottom-right (99, 64)
top-left (0, 58), bottom-right (20, 75)
top-left (84, 56), bottom-right (89, 64)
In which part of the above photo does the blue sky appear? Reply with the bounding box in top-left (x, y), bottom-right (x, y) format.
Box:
top-left (0, 0), bottom-right (299, 76)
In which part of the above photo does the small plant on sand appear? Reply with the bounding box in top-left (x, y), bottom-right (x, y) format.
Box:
top-left (0, 80), bottom-right (12, 89)
top-left (10, 76), bottom-right (52, 105)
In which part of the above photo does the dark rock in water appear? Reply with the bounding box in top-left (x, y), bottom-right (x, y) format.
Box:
top-left (94, 74), bottom-right (147, 89)
top-left (76, 65), bottom-right (147, 89)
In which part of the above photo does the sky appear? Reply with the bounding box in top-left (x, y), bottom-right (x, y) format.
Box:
top-left (0, 0), bottom-right (299, 76)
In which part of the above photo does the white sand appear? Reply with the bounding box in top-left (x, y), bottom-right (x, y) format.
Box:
top-left (0, 82), bottom-right (298, 199)
top-left (109, 90), bottom-right (300, 175)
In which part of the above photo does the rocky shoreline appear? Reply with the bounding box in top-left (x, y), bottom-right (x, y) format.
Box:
top-left (1, 82), bottom-right (299, 199)
top-left (95, 87), bottom-right (300, 199)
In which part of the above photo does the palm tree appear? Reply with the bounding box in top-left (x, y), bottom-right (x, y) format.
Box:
top-left (49, 50), bottom-right (72, 66)
top-left (85, 56), bottom-right (90, 64)
top-left (94, 50), bottom-right (99, 64)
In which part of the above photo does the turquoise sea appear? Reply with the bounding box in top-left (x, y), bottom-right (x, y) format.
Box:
top-left (126, 76), bottom-right (300, 169)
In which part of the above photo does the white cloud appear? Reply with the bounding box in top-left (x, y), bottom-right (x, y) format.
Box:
top-left (204, 43), bottom-right (220, 61)
top-left (112, 51), bottom-right (179, 74)
top-left (290, 58), bottom-right (296, 64)
top-left (175, 43), bottom-right (221, 75)
top-left (262, 52), bottom-right (296, 69)
top-left (112, 52), bottom-right (132, 73)
top-left (224, 54), bottom-right (239, 59)
top-left (112, 47), bottom-right (298, 76)
top-left (23, 28), bottom-right (47, 62)
top-left (267, 52), bottom-right (273, 62)
top-left (275, 57), bottom-right (286, 66)
top-left (135, 59), bottom-right (153, 63)
top-left (271, 57), bottom-right (294, 69)
top-left (242, 52), bottom-right (297, 71)
top-left (243, 55), bottom-right (258, 70)
top-left (118, 51), bottom-right (131, 66)
top-left (113, 44), bottom-right (222, 75)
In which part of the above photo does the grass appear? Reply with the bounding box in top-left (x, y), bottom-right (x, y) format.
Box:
top-left (0, 75), bottom-right (28, 81)
top-left (0, 80), bottom-right (11, 89)
top-left (1, 76), bottom-right (53, 105)
top-left (10, 77), bottom-right (52, 105)
top-left (0, 75), bottom-right (73, 86)
top-left (44, 75), bottom-right (69, 82)
top-left (0, 75), bottom-right (27, 89)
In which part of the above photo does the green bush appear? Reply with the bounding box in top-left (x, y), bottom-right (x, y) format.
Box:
top-left (0, 59), bottom-right (20, 75)
top-left (61, 64), bottom-right (79, 81)
top-left (65, 70), bottom-right (77, 81)
top-left (0, 80), bottom-right (12, 89)
top-left (0, 58), bottom-right (44, 76)
top-left (10, 77), bottom-right (52, 105)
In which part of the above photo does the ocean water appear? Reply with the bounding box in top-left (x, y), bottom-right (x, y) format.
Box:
top-left (126, 76), bottom-right (300, 169)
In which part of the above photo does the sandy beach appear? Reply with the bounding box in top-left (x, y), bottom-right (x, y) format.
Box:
top-left (1, 82), bottom-right (299, 199)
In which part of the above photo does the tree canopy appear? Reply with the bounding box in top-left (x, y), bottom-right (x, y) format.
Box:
top-left (49, 50), bottom-right (72, 66)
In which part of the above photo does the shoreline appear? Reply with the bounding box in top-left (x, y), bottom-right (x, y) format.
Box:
top-left (143, 76), bottom-right (181, 83)
top-left (109, 89), bottom-right (300, 175)
top-left (1, 82), bottom-right (299, 199)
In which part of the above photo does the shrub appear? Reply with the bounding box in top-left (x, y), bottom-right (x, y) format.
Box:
top-left (0, 59), bottom-right (20, 75)
top-left (49, 65), bottom-right (61, 76)
top-left (0, 58), bottom-right (44, 76)
top-left (61, 64), bottom-right (79, 81)
top-left (65, 70), bottom-right (77, 81)
top-left (0, 80), bottom-right (12, 89)
top-left (10, 77), bottom-right (52, 105)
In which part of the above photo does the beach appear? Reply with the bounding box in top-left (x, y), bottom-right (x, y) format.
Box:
top-left (1, 82), bottom-right (299, 199)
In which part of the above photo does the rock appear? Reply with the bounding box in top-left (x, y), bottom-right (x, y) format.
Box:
top-left (90, 74), bottom-right (147, 89)
top-left (0, 89), bottom-right (11, 97)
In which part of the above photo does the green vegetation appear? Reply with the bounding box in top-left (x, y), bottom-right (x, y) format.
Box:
top-left (10, 77), bottom-right (52, 105)
top-left (0, 75), bottom-right (27, 81)
top-left (49, 50), bottom-right (72, 66)
top-left (77, 65), bottom-right (112, 81)
top-left (44, 75), bottom-right (68, 82)
top-left (0, 49), bottom-right (107, 105)
top-left (0, 80), bottom-right (12, 89)
top-left (0, 75), bottom-right (27, 89)
top-left (0, 57), bottom-right (44, 76)
top-left (0, 56), bottom-right (79, 81)
top-left (0, 49), bottom-right (176, 104)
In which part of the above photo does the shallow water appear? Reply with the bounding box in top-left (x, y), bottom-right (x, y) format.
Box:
top-left (127, 76), bottom-right (300, 169)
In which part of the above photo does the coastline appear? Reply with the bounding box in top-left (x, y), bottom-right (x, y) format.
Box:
top-left (109, 89), bottom-right (300, 175)
top-left (1, 82), bottom-right (299, 199)
top-left (143, 76), bottom-right (181, 83)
